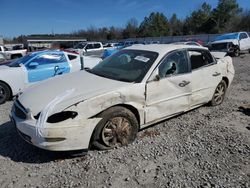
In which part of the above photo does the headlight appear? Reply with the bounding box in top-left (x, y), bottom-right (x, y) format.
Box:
top-left (46, 111), bottom-right (78, 123)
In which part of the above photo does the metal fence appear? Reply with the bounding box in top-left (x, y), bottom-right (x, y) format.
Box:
top-left (116, 32), bottom-right (250, 44)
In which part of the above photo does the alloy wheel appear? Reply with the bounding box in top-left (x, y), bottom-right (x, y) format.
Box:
top-left (101, 117), bottom-right (132, 147)
top-left (213, 83), bottom-right (226, 105)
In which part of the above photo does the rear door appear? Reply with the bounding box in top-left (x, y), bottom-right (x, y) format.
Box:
top-left (145, 50), bottom-right (192, 123)
top-left (26, 52), bottom-right (70, 83)
top-left (187, 49), bottom-right (222, 108)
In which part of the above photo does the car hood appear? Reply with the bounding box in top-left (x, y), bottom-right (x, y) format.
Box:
top-left (0, 65), bottom-right (10, 69)
top-left (18, 71), bottom-right (130, 116)
top-left (211, 39), bottom-right (238, 44)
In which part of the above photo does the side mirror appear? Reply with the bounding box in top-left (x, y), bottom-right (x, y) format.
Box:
top-left (153, 75), bottom-right (160, 81)
top-left (28, 62), bottom-right (39, 68)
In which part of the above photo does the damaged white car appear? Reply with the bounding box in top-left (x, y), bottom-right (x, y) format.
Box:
top-left (10, 44), bottom-right (235, 152)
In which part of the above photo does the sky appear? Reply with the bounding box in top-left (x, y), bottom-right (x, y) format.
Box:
top-left (1, 0), bottom-right (250, 38)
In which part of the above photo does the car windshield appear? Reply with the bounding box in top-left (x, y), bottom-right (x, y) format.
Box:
top-left (74, 43), bottom-right (87, 49)
top-left (89, 49), bottom-right (158, 83)
top-left (215, 33), bottom-right (239, 41)
top-left (8, 53), bottom-right (37, 67)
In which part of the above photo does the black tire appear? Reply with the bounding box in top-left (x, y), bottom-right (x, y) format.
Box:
top-left (210, 80), bottom-right (227, 106)
top-left (0, 82), bottom-right (11, 105)
top-left (234, 47), bottom-right (240, 57)
top-left (91, 106), bottom-right (139, 150)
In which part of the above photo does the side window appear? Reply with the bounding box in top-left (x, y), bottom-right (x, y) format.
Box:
top-left (159, 50), bottom-right (189, 78)
top-left (94, 43), bottom-right (101, 48)
top-left (188, 50), bottom-right (214, 70)
top-left (240, 33), bottom-right (247, 40)
top-left (29, 53), bottom-right (66, 65)
top-left (85, 44), bottom-right (93, 50)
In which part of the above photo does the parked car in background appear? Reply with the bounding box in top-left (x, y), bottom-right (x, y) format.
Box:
top-left (184, 38), bottom-right (204, 46)
top-left (12, 45), bottom-right (24, 50)
top-left (173, 41), bottom-right (203, 46)
top-left (0, 45), bottom-right (27, 59)
top-left (101, 42), bottom-right (126, 59)
top-left (72, 42), bottom-right (104, 57)
top-left (103, 42), bottom-right (119, 49)
top-left (11, 44), bottom-right (234, 152)
top-left (0, 50), bottom-right (101, 104)
top-left (208, 32), bottom-right (250, 57)
top-left (0, 52), bottom-right (7, 63)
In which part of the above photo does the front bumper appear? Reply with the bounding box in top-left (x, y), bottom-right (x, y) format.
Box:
top-left (10, 108), bottom-right (101, 151)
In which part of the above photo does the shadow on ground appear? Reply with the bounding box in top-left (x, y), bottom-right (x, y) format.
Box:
top-left (0, 121), bottom-right (86, 163)
top-left (238, 104), bottom-right (250, 116)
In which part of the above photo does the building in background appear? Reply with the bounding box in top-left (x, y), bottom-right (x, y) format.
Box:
top-left (26, 36), bottom-right (87, 50)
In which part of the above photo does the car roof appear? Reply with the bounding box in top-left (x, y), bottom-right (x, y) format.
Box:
top-left (125, 44), bottom-right (207, 56)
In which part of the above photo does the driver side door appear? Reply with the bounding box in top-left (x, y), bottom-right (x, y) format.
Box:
top-left (145, 50), bottom-right (192, 123)
top-left (26, 52), bottom-right (70, 83)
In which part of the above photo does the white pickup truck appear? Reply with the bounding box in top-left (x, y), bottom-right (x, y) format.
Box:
top-left (0, 45), bottom-right (27, 59)
top-left (209, 32), bottom-right (250, 57)
top-left (72, 42), bottom-right (104, 57)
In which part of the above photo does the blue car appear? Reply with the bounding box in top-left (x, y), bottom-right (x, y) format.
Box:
top-left (0, 50), bottom-right (101, 104)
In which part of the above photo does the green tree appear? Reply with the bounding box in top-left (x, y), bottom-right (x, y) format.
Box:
top-left (139, 12), bottom-right (170, 37)
top-left (122, 18), bottom-right (138, 39)
top-left (183, 2), bottom-right (212, 34)
top-left (212, 0), bottom-right (242, 32)
top-left (169, 13), bottom-right (183, 36)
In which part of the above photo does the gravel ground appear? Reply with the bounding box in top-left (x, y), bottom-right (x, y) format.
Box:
top-left (0, 54), bottom-right (250, 188)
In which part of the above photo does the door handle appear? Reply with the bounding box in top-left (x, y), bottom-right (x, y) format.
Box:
top-left (54, 66), bottom-right (60, 76)
top-left (179, 80), bottom-right (190, 87)
top-left (212, 72), bottom-right (221, 76)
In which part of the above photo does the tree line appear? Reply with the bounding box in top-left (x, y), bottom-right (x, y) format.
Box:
top-left (11, 0), bottom-right (250, 43)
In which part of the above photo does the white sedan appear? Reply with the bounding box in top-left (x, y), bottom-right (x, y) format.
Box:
top-left (10, 44), bottom-right (235, 152)
top-left (0, 50), bottom-right (101, 104)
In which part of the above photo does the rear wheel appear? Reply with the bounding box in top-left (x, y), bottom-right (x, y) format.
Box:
top-left (0, 82), bottom-right (11, 104)
top-left (91, 106), bottom-right (138, 150)
top-left (211, 80), bottom-right (227, 106)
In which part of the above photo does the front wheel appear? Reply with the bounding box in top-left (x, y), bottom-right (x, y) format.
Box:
top-left (234, 47), bottom-right (240, 57)
top-left (210, 80), bottom-right (227, 106)
top-left (0, 82), bottom-right (11, 105)
top-left (91, 106), bottom-right (139, 150)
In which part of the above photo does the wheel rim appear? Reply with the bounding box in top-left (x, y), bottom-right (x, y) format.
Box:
top-left (0, 85), bottom-right (6, 103)
top-left (101, 117), bottom-right (132, 147)
top-left (214, 83), bottom-right (225, 104)
top-left (235, 49), bottom-right (239, 56)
